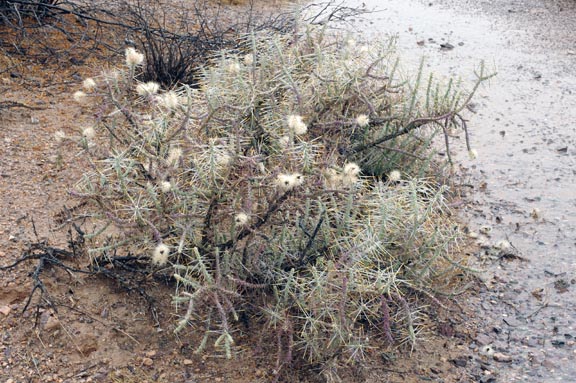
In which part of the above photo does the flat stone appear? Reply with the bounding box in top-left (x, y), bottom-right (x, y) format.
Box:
top-left (0, 306), bottom-right (11, 316)
top-left (476, 333), bottom-right (492, 346)
top-left (541, 358), bottom-right (557, 369)
top-left (521, 337), bottom-right (540, 347)
top-left (493, 352), bottom-right (513, 363)
top-left (142, 357), bottom-right (153, 366)
top-left (450, 356), bottom-right (468, 367)
top-left (43, 314), bottom-right (60, 331)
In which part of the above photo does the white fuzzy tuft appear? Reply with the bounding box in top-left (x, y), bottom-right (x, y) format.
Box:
top-left (125, 47), bottom-right (144, 67)
top-left (82, 127), bottom-right (96, 140)
top-left (152, 243), bottom-right (170, 266)
top-left (343, 163), bottom-right (360, 177)
top-left (162, 91), bottom-right (180, 110)
top-left (136, 82), bottom-right (160, 97)
top-left (83, 78), bottom-right (97, 91)
top-left (388, 170), bottom-right (401, 182)
top-left (355, 114), bottom-right (370, 128)
top-left (54, 130), bottom-right (66, 143)
top-left (73, 91), bottom-right (87, 103)
top-left (234, 213), bottom-right (250, 226)
top-left (287, 115), bottom-right (307, 135)
top-left (160, 181), bottom-right (172, 193)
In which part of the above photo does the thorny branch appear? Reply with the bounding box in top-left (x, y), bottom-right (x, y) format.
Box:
top-left (348, 63), bottom-right (494, 160)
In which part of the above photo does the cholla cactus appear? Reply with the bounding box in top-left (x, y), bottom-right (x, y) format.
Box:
top-left (68, 27), bottom-right (485, 377)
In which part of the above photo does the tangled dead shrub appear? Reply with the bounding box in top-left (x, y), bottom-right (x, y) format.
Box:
top-left (0, 0), bottom-right (59, 21)
top-left (60, 23), bottom-right (488, 377)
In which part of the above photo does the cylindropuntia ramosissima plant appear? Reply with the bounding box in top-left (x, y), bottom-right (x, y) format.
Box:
top-left (63, 25), bottom-right (487, 376)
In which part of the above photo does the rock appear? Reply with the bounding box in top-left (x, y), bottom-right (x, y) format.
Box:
top-left (476, 333), bottom-right (492, 346)
top-left (438, 322), bottom-right (455, 337)
top-left (142, 357), bottom-right (154, 366)
top-left (145, 350), bottom-right (157, 358)
top-left (0, 306), bottom-right (11, 316)
top-left (551, 338), bottom-right (566, 347)
top-left (78, 335), bottom-right (98, 356)
top-left (450, 356), bottom-right (468, 367)
top-left (183, 359), bottom-right (193, 365)
top-left (493, 352), bottom-right (512, 363)
top-left (494, 240), bottom-right (511, 251)
top-left (41, 312), bottom-right (60, 331)
top-left (523, 337), bottom-right (540, 347)
top-left (479, 226), bottom-right (492, 235)
top-left (541, 358), bottom-right (557, 369)
top-left (553, 279), bottom-right (570, 294)
top-left (503, 317), bottom-right (521, 327)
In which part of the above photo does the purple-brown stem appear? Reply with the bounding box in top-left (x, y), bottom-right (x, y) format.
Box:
top-left (380, 295), bottom-right (394, 345)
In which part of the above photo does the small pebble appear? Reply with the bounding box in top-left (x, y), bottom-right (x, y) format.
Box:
top-left (142, 357), bottom-right (153, 366)
top-left (495, 240), bottom-right (511, 251)
top-left (541, 358), bottom-right (557, 369)
top-left (479, 226), bottom-right (492, 235)
top-left (475, 333), bottom-right (492, 346)
top-left (493, 352), bottom-right (512, 362)
top-left (0, 306), bottom-right (11, 316)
